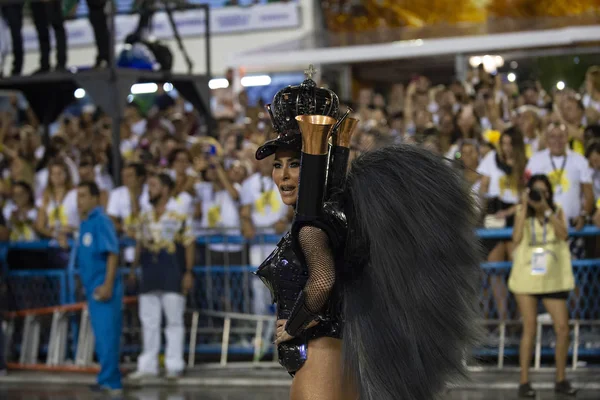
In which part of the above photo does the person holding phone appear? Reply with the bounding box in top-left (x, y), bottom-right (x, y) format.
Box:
top-left (509, 174), bottom-right (577, 398)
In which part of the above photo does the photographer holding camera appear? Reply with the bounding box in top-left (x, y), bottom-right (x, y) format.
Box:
top-left (509, 174), bottom-right (576, 398)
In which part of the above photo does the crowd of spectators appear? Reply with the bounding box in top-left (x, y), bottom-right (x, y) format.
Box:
top-left (0, 64), bottom-right (600, 311)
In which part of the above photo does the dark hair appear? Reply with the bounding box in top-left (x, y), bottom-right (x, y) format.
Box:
top-left (564, 95), bottom-right (585, 111)
top-left (151, 172), bottom-right (175, 191)
top-left (168, 148), bottom-right (191, 167)
top-left (584, 124), bottom-right (600, 143)
top-left (526, 174), bottom-right (556, 217)
top-left (78, 181), bottom-right (101, 198)
top-left (499, 126), bottom-right (527, 191)
top-left (124, 162), bottom-right (146, 178)
top-left (390, 111), bottom-right (404, 120)
top-left (12, 180), bottom-right (34, 206)
top-left (79, 150), bottom-right (97, 168)
top-left (585, 140), bottom-right (600, 159)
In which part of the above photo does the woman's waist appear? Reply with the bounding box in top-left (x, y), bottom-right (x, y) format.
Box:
top-left (276, 301), bottom-right (343, 326)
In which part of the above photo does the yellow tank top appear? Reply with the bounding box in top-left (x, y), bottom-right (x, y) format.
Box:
top-left (508, 207), bottom-right (575, 294)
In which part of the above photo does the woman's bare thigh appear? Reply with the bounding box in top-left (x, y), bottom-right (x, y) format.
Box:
top-left (289, 337), bottom-right (356, 400)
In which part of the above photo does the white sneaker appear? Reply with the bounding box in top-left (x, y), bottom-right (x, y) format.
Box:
top-left (127, 370), bottom-right (156, 380)
top-left (165, 370), bottom-right (183, 380)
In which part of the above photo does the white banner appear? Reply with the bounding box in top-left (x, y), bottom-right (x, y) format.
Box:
top-left (21, 3), bottom-right (300, 51)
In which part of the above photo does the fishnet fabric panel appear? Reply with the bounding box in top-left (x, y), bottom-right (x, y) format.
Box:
top-left (298, 225), bottom-right (336, 313)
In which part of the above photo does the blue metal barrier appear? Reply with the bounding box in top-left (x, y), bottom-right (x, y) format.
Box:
top-left (1, 226), bottom-right (600, 361)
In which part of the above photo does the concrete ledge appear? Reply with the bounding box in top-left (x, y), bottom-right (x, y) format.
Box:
top-left (1, 367), bottom-right (599, 390)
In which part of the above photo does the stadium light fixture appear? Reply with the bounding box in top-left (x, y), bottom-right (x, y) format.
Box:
top-left (131, 83), bottom-right (158, 94)
top-left (241, 75), bottom-right (272, 87)
top-left (469, 55), bottom-right (504, 73)
top-left (209, 78), bottom-right (229, 89)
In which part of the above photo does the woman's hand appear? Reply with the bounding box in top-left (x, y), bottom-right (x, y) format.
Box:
top-left (275, 319), bottom-right (294, 345)
top-left (181, 271), bottom-right (194, 295)
top-left (494, 209), bottom-right (510, 219)
top-left (527, 191), bottom-right (550, 213)
top-left (193, 156), bottom-right (208, 173)
top-left (274, 319), bottom-right (320, 345)
top-left (520, 190), bottom-right (530, 205)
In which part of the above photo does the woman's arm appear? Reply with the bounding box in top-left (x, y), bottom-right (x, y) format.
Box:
top-left (35, 207), bottom-right (54, 238)
top-left (214, 164), bottom-right (239, 201)
top-left (478, 175), bottom-right (490, 221)
top-left (512, 206), bottom-right (527, 245)
top-left (549, 208), bottom-right (569, 241)
top-left (513, 194), bottom-right (529, 245)
top-left (285, 226), bottom-right (335, 336)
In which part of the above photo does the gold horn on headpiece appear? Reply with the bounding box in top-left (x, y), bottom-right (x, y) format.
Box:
top-left (295, 115), bottom-right (337, 155)
top-left (335, 117), bottom-right (359, 148)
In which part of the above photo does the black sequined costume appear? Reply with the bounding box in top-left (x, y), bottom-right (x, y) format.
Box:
top-left (254, 66), bottom-right (482, 400)
top-left (254, 67), bottom-right (348, 375)
top-left (255, 203), bottom-right (346, 374)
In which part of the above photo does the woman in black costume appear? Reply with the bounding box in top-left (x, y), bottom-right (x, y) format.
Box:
top-left (255, 68), bottom-right (482, 400)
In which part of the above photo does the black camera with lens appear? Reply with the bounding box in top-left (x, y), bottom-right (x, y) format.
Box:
top-left (529, 189), bottom-right (542, 202)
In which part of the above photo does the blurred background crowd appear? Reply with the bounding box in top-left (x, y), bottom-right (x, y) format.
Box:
top-left (1, 0), bottom-right (600, 383)
top-left (1, 64), bottom-right (600, 250)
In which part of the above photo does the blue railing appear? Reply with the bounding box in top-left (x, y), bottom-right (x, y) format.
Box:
top-left (2, 226), bottom-right (600, 360)
top-left (2, 226), bottom-right (600, 309)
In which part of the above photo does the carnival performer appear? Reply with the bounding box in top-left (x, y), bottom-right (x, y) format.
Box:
top-left (255, 66), bottom-right (482, 400)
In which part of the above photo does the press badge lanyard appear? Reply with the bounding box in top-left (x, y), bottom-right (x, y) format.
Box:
top-left (550, 154), bottom-right (567, 195)
top-left (530, 218), bottom-right (547, 246)
top-left (530, 218), bottom-right (548, 275)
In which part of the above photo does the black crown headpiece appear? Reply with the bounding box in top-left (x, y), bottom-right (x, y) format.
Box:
top-left (256, 65), bottom-right (340, 160)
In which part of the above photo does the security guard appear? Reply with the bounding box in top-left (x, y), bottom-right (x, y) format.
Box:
top-left (76, 181), bottom-right (123, 396)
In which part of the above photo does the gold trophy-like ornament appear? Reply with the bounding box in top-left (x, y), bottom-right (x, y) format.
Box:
top-left (295, 115), bottom-right (337, 155)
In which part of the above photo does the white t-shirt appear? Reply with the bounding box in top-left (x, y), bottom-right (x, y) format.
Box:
top-left (106, 185), bottom-right (150, 226)
top-left (94, 165), bottom-right (114, 192)
top-left (131, 119), bottom-right (148, 136)
top-left (240, 173), bottom-right (288, 229)
top-left (526, 149), bottom-right (593, 221)
top-left (107, 185), bottom-right (150, 262)
top-left (194, 181), bottom-right (213, 205)
top-left (592, 169), bottom-right (600, 201)
top-left (199, 183), bottom-right (242, 252)
top-left (192, 181), bottom-right (213, 237)
top-left (35, 189), bottom-right (79, 230)
top-left (172, 191), bottom-right (194, 216)
top-left (3, 202), bottom-right (38, 242)
top-left (524, 136), bottom-right (540, 158)
top-left (583, 93), bottom-right (600, 113)
top-left (476, 150), bottom-right (519, 204)
top-left (241, 173), bottom-right (289, 266)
